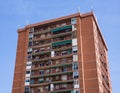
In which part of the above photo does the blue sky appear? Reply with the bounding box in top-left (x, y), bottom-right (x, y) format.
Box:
top-left (0, 0), bottom-right (119, 93)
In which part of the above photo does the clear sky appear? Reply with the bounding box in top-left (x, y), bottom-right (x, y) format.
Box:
top-left (0, 0), bottom-right (119, 93)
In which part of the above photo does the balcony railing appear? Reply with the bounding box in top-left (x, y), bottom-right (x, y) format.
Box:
top-left (33, 36), bottom-right (52, 41)
top-left (34, 28), bottom-right (51, 35)
top-left (33, 39), bottom-right (51, 46)
top-left (54, 49), bottom-right (72, 57)
top-left (32, 56), bottom-right (51, 62)
top-left (51, 84), bottom-right (74, 93)
top-left (31, 61), bottom-right (72, 71)
top-left (30, 79), bottom-right (73, 87)
top-left (52, 35), bottom-right (72, 43)
top-left (30, 70), bottom-right (73, 78)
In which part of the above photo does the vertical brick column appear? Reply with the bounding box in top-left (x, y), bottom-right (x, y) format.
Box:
top-left (12, 29), bottom-right (28, 93)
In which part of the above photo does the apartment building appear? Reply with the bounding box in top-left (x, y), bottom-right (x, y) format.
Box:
top-left (12, 12), bottom-right (112, 93)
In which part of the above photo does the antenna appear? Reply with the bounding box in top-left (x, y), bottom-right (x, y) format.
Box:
top-left (91, 5), bottom-right (93, 12)
top-left (17, 25), bottom-right (21, 28)
top-left (89, 0), bottom-right (94, 12)
top-left (77, 7), bottom-right (80, 13)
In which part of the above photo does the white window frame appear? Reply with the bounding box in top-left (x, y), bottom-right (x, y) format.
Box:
top-left (72, 38), bottom-right (77, 46)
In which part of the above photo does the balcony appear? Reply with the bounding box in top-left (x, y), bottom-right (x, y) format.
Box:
top-left (30, 78), bottom-right (73, 87)
top-left (31, 61), bottom-right (72, 71)
top-left (52, 42), bottom-right (72, 51)
top-left (51, 83), bottom-right (74, 93)
top-left (54, 49), bottom-right (72, 57)
top-left (33, 33), bottom-right (52, 41)
top-left (32, 50), bottom-right (51, 56)
top-left (51, 25), bottom-right (72, 35)
top-left (34, 28), bottom-right (51, 35)
top-left (30, 70), bottom-right (73, 78)
top-left (52, 34), bottom-right (72, 43)
top-left (52, 31), bottom-right (73, 38)
top-left (32, 54), bottom-right (51, 62)
top-left (33, 39), bottom-right (51, 46)
top-left (52, 40), bottom-right (72, 47)
top-left (52, 57), bottom-right (72, 65)
top-left (32, 46), bottom-right (51, 55)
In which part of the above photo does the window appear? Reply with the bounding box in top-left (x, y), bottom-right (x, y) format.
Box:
top-left (72, 38), bottom-right (77, 46)
top-left (25, 78), bottom-right (30, 85)
top-left (40, 63), bottom-right (44, 67)
top-left (63, 67), bottom-right (67, 72)
top-left (55, 85), bottom-right (60, 89)
top-left (50, 84), bottom-right (54, 91)
top-left (46, 77), bottom-right (50, 82)
top-left (29, 28), bottom-right (34, 32)
top-left (61, 84), bottom-right (67, 88)
top-left (61, 75), bottom-right (67, 80)
top-left (55, 76), bottom-right (60, 80)
top-left (30, 79), bottom-right (34, 84)
top-left (26, 70), bottom-right (31, 77)
top-left (61, 51), bottom-right (67, 55)
top-left (56, 60), bottom-right (60, 64)
top-left (40, 47), bottom-right (45, 52)
top-left (73, 63), bottom-right (78, 70)
top-left (71, 90), bottom-right (80, 93)
top-left (51, 51), bottom-right (55, 57)
top-left (28, 41), bottom-right (32, 46)
top-left (45, 86), bottom-right (49, 91)
top-left (47, 46), bottom-right (51, 50)
top-left (72, 25), bottom-right (77, 31)
top-left (26, 62), bottom-right (32, 69)
top-left (38, 78), bottom-right (44, 83)
top-left (28, 48), bottom-right (32, 52)
top-left (61, 23), bottom-right (66, 26)
top-left (29, 34), bottom-right (33, 40)
top-left (56, 68), bottom-right (60, 72)
top-left (61, 59), bottom-right (67, 63)
top-left (71, 18), bottom-right (77, 24)
top-left (73, 71), bottom-right (79, 79)
top-left (28, 55), bottom-right (32, 61)
top-left (74, 79), bottom-right (79, 88)
top-left (76, 91), bottom-right (80, 93)
top-left (38, 87), bottom-right (43, 92)
top-left (25, 78), bottom-right (30, 82)
top-left (24, 86), bottom-right (30, 93)
top-left (73, 55), bottom-right (78, 61)
top-left (72, 46), bottom-right (78, 53)
top-left (40, 70), bottom-right (44, 75)
top-left (41, 34), bottom-right (45, 38)
top-left (26, 71), bottom-right (30, 74)
top-left (46, 69), bottom-right (50, 74)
